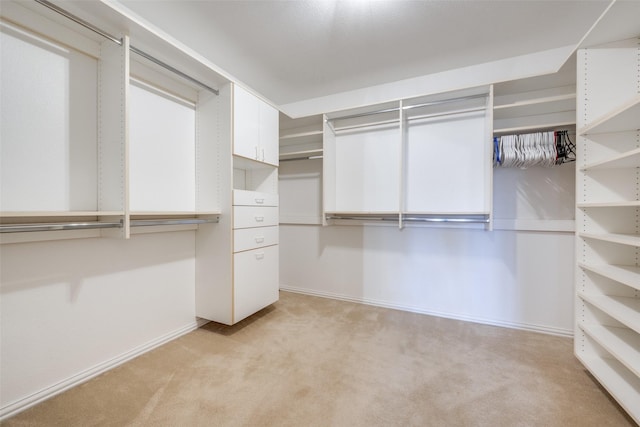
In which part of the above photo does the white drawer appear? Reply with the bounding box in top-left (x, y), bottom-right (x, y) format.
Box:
top-left (233, 189), bottom-right (278, 207)
top-left (233, 206), bottom-right (278, 229)
top-left (234, 226), bottom-right (278, 253)
top-left (233, 245), bottom-right (279, 323)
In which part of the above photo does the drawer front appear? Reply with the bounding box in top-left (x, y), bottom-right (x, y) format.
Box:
top-left (234, 226), bottom-right (279, 253)
top-left (233, 189), bottom-right (279, 207)
top-left (233, 206), bottom-right (278, 229)
top-left (233, 245), bottom-right (279, 323)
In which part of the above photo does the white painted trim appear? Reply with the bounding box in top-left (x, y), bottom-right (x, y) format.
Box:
top-left (0, 318), bottom-right (209, 421)
top-left (279, 287), bottom-right (574, 338)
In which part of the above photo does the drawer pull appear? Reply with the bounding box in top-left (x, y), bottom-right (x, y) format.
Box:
top-left (255, 216), bottom-right (264, 222)
top-left (255, 198), bottom-right (265, 204)
top-left (255, 236), bottom-right (265, 243)
top-left (255, 252), bottom-right (265, 260)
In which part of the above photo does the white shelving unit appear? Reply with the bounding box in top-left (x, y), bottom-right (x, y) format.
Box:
top-left (278, 114), bottom-right (324, 224)
top-left (0, 0), bottom-right (226, 242)
top-left (196, 84), bottom-right (280, 325)
top-left (322, 87), bottom-right (493, 229)
top-left (575, 38), bottom-right (640, 424)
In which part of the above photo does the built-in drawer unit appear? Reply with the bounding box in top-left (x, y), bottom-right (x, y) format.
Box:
top-left (233, 206), bottom-right (279, 229)
top-left (233, 245), bottom-right (279, 322)
top-left (233, 189), bottom-right (279, 207)
top-left (233, 226), bottom-right (278, 253)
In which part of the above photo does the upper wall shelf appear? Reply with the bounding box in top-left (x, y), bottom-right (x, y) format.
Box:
top-left (579, 95), bottom-right (640, 135)
top-left (493, 85), bottom-right (577, 135)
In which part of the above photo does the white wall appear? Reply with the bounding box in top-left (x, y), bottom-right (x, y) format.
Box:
top-left (0, 231), bottom-right (200, 418)
top-left (280, 225), bottom-right (574, 335)
top-left (279, 159), bottom-right (576, 336)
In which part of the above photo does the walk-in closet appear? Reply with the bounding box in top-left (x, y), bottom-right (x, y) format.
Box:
top-left (1, 0), bottom-right (638, 425)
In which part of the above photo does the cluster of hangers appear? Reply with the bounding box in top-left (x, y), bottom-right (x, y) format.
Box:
top-left (494, 130), bottom-right (575, 168)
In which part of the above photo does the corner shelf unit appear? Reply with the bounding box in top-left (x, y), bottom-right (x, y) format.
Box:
top-left (575, 39), bottom-right (640, 424)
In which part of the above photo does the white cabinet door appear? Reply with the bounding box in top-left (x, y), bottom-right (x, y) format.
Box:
top-left (233, 245), bottom-right (279, 323)
top-left (260, 101), bottom-right (279, 166)
top-left (233, 85), bottom-right (260, 161)
top-left (233, 84), bottom-right (279, 165)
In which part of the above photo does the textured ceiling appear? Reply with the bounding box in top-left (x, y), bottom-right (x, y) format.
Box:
top-left (115, 0), bottom-right (612, 109)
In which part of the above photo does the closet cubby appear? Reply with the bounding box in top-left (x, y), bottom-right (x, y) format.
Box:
top-left (278, 114), bottom-right (324, 225)
top-left (575, 38), bottom-right (640, 424)
top-left (323, 88), bottom-right (492, 228)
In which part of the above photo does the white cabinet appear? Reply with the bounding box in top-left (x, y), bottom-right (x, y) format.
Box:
top-left (233, 85), bottom-right (279, 166)
top-left (233, 245), bottom-right (279, 322)
top-left (196, 86), bottom-right (280, 325)
top-left (575, 39), bottom-right (640, 425)
top-left (231, 189), bottom-right (279, 324)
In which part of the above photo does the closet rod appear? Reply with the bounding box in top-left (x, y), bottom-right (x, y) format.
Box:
top-left (0, 221), bottom-right (122, 233)
top-left (130, 218), bottom-right (219, 227)
top-left (403, 216), bottom-right (489, 224)
top-left (327, 93), bottom-right (487, 123)
top-left (34, 0), bottom-right (219, 95)
top-left (325, 214), bottom-right (489, 223)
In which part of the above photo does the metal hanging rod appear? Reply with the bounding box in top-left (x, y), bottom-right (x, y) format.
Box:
top-left (325, 213), bottom-right (490, 224)
top-left (130, 217), bottom-right (219, 227)
top-left (34, 0), bottom-right (219, 95)
top-left (0, 216), bottom-right (219, 233)
top-left (0, 221), bottom-right (122, 233)
top-left (327, 93), bottom-right (488, 123)
top-left (402, 214), bottom-right (489, 224)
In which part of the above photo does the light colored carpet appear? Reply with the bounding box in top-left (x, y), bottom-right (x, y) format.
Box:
top-left (3, 291), bottom-right (635, 426)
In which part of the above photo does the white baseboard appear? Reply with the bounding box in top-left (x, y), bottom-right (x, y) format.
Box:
top-left (280, 286), bottom-right (573, 338)
top-left (0, 318), bottom-right (210, 421)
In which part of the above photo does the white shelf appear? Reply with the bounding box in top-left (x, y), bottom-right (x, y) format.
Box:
top-left (0, 211), bottom-right (123, 218)
top-left (494, 93), bottom-right (576, 110)
top-left (580, 292), bottom-right (640, 334)
top-left (575, 353), bottom-right (640, 424)
top-left (579, 262), bottom-right (640, 291)
top-left (279, 149), bottom-right (323, 161)
top-left (579, 232), bottom-right (640, 247)
top-left (129, 211), bottom-right (220, 217)
top-left (578, 201), bottom-right (640, 208)
top-left (579, 94), bottom-right (640, 135)
top-left (279, 130), bottom-right (323, 146)
top-left (581, 147), bottom-right (640, 171)
top-left (580, 322), bottom-right (640, 378)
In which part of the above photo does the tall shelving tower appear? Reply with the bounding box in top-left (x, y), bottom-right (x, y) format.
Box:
top-left (575, 37), bottom-right (640, 423)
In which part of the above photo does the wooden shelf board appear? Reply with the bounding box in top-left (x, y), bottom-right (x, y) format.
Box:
top-left (280, 149), bottom-right (323, 160)
top-left (493, 120), bottom-right (576, 135)
top-left (580, 322), bottom-right (640, 378)
top-left (129, 211), bottom-right (221, 216)
top-left (576, 353), bottom-right (640, 425)
top-left (494, 93), bottom-right (576, 110)
top-left (581, 147), bottom-right (640, 171)
top-left (579, 232), bottom-right (640, 247)
top-left (579, 262), bottom-right (640, 291)
top-left (279, 129), bottom-right (323, 140)
top-left (579, 95), bottom-right (640, 135)
top-left (579, 292), bottom-right (640, 334)
top-left (578, 201), bottom-right (640, 208)
top-left (0, 211), bottom-right (122, 218)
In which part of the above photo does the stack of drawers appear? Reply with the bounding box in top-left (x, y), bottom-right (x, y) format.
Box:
top-left (232, 189), bottom-right (279, 322)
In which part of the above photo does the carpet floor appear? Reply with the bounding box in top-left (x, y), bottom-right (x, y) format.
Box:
top-left (3, 291), bottom-right (635, 426)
